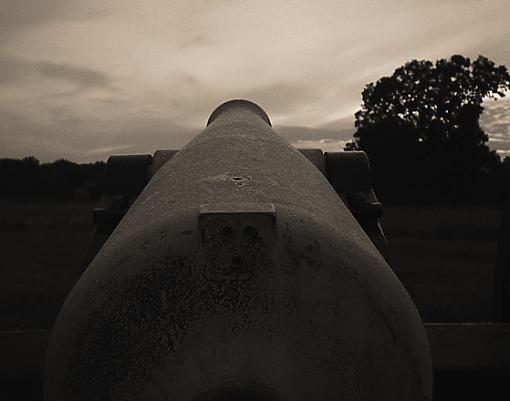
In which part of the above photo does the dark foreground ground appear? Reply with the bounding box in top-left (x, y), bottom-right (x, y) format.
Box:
top-left (0, 200), bottom-right (506, 400)
top-left (0, 201), bottom-right (502, 329)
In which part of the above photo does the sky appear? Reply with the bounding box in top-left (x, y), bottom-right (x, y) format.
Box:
top-left (1, 0), bottom-right (510, 162)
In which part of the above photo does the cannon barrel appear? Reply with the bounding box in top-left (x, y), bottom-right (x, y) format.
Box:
top-left (45, 100), bottom-right (432, 401)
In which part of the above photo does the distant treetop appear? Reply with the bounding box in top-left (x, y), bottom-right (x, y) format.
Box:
top-left (353, 55), bottom-right (510, 135)
top-left (347, 55), bottom-right (510, 201)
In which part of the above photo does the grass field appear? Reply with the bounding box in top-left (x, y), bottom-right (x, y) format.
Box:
top-left (0, 202), bottom-right (94, 329)
top-left (382, 205), bottom-right (501, 322)
top-left (0, 201), bottom-right (503, 329)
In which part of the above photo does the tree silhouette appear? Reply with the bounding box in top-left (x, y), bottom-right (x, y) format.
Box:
top-left (0, 157), bottom-right (105, 200)
top-left (347, 55), bottom-right (510, 201)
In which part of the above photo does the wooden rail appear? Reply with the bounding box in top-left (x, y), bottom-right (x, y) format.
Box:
top-left (426, 323), bottom-right (510, 371)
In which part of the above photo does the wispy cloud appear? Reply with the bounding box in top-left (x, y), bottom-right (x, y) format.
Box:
top-left (0, 0), bottom-right (108, 30)
top-left (0, 53), bottom-right (113, 89)
top-left (0, 106), bottom-right (199, 162)
top-left (0, 0), bottom-right (509, 160)
top-left (243, 84), bottom-right (318, 117)
top-left (291, 139), bottom-right (349, 153)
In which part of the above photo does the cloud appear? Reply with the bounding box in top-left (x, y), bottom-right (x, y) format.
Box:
top-left (0, 97), bottom-right (355, 162)
top-left (179, 33), bottom-right (214, 49)
top-left (36, 60), bottom-right (112, 88)
top-left (0, 0), bottom-right (108, 29)
top-left (0, 106), bottom-right (199, 162)
top-left (242, 84), bottom-right (318, 117)
top-left (276, 125), bottom-right (353, 142)
top-left (1, 0), bottom-right (510, 160)
top-left (481, 97), bottom-right (510, 153)
top-left (291, 139), bottom-right (349, 153)
top-left (0, 53), bottom-right (113, 89)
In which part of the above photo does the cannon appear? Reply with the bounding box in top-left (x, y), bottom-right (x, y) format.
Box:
top-left (44, 100), bottom-right (432, 401)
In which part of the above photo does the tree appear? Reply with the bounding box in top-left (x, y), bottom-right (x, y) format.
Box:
top-left (0, 156), bottom-right (40, 199)
top-left (347, 55), bottom-right (510, 201)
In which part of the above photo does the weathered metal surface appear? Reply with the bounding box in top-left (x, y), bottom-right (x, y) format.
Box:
top-left (6, 324), bottom-right (510, 383)
top-left (88, 147), bottom-right (386, 264)
top-left (297, 148), bottom-right (327, 177)
top-left (325, 151), bottom-right (388, 259)
top-left (102, 154), bottom-right (152, 197)
top-left (151, 149), bottom-right (179, 177)
top-left (325, 151), bottom-right (372, 193)
top-left (45, 100), bottom-right (432, 401)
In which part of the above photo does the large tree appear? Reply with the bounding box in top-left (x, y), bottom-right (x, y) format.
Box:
top-left (347, 55), bottom-right (510, 200)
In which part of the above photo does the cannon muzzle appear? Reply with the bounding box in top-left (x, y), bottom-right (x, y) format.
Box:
top-left (45, 100), bottom-right (432, 401)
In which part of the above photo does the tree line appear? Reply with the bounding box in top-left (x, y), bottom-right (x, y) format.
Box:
top-left (347, 55), bottom-right (510, 203)
top-left (1, 152), bottom-right (507, 204)
top-left (2, 54), bottom-right (509, 204)
top-left (0, 157), bottom-right (105, 201)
